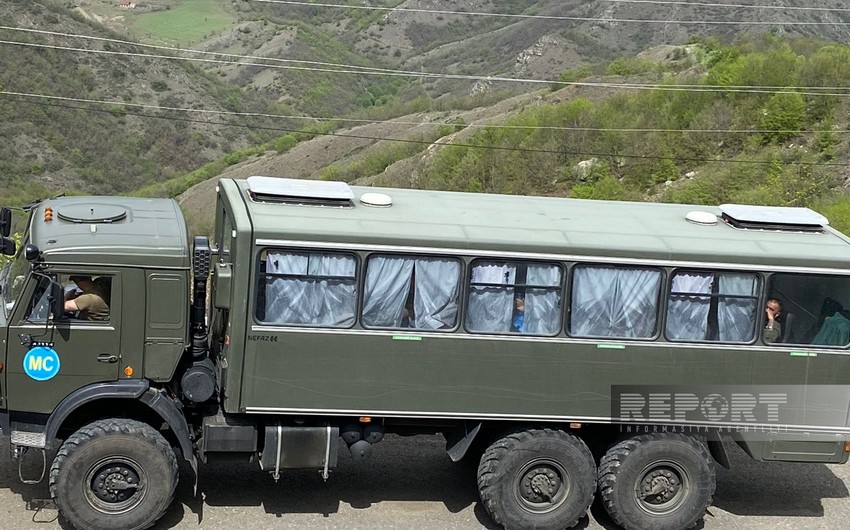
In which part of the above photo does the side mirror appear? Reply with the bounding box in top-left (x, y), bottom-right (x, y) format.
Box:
top-left (0, 207), bottom-right (11, 238)
top-left (0, 237), bottom-right (15, 256)
top-left (25, 244), bottom-right (40, 261)
top-left (50, 281), bottom-right (64, 321)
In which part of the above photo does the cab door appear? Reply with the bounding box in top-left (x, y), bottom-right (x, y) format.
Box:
top-left (4, 272), bottom-right (121, 414)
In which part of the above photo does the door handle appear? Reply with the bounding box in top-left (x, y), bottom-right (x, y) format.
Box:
top-left (97, 353), bottom-right (118, 363)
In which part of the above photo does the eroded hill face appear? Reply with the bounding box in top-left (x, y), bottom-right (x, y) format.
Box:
top-left (219, 0), bottom-right (850, 109)
top-left (4, 0), bottom-right (850, 207)
top-left (71, 1), bottom-right (850, 115)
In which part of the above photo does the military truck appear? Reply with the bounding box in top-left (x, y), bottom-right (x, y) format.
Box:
top-left (2, 176), bottom-right (850, 530)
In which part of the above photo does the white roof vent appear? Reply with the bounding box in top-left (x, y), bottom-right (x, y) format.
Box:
top-left (719, 204), bottom-right (828, 232)
top-left (685, 210), bottom-right (718, 225)
top-left (359, 192), bottom-right (393, 208)
top-left (246, 176), bottom-right (354, 207)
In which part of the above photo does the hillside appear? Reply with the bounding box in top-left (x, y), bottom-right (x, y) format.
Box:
top-left (0, 0), bottom-right (291, 202)
top-left (177, 36), bottom-right (850, 236)
top-left (234, 0), bottom-right (850, 109)
top-left (4, 0), bottom-right (850, 218)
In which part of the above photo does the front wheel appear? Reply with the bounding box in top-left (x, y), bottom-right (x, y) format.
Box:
top-left (598, 433), bottom-right (715, 530)
top-left (49, 419), bottom-right (179, 530)
top-left (477, 428), bottom-right (596, 530)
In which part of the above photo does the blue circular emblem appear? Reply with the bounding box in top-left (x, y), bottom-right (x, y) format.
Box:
top-left (23, 346), bottom-right (61, 381)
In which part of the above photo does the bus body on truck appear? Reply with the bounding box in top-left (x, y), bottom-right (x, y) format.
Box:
top-left (1, 176), bottom-right (849, 530)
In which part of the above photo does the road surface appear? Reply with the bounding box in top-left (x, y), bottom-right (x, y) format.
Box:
top-left (1, 435), bottom-right (847, 529)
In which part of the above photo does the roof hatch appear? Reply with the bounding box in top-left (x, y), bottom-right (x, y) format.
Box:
top-left (719, 204), bottom-right (828, 232)
top-left (247, 176), bottom-right (354, 207)
top-left (57, 204), bottom-right (128, 223)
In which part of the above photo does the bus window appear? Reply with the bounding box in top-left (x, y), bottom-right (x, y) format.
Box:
top-left (569, 265), bottom-right (661, 339)
top-left (767, 273), bottom-right (850, 347)
top-left (666, 271), bottom-right (759, 343)
top-left (467, 260), bottom-right (562, 336)
top-left (362, 255), bottom-right (461, 330)
top-left (256, 250), bottom-right (357, 328)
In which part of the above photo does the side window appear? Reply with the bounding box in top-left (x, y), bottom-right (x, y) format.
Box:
top-left (467, 260), bottom-right (562, 335)
top-left (767, 273), bottom-right (850, 347)
top-left (666, 270), bottom-right (758, 342)
top-left (220, 209), bottom-right (233, 257)
top-left (23, 274), bottom-right (53, 323)
top-left (4, 255), bottom-right (31, 317)
top-left (256, 250), bottom-right (357, 328)
top-left (362, 255), bottom-right (461, 330)
top-left (62, 273), bottom-right (112, 323)
top-left (569, 265), bottom-right (661, 339)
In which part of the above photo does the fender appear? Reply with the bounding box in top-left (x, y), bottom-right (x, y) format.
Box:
top-left (445, 421), bottom-right (483, 462)
top-left (707, 434), bottom-right (731, 469)
top-left (44, 380), bottom-right (193, 459)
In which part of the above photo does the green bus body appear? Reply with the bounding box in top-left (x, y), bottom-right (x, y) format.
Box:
top-left (214, 179), bottom-right (850, 435)
top-left (2, 178), bottom-right (850, 530)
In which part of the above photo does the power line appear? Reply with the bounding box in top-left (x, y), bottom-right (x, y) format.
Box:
top-left (6, 25), bottom-right (850, 94)
top-left (3, 36), bottom-right (850, 97)
top-left (252, 0), bottom-right (850, 25)
top-left (4, 89), bottom-right (849, 136)
top-left (0, 25), bottom-right (403, 75)
top-left (4, 91), bottom-right (850, 168)
top-left (601, 0), bottom-right (850, 13)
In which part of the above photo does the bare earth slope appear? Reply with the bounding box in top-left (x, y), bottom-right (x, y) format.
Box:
top-left (178, 90), bottom-right (547, 226)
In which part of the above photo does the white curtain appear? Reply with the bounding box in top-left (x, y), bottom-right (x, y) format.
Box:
top-left (718, 273), bottom-right (758, 342)
top-left (413, 259), bottom-right (461, 329)
top-left (265, 253), bottom-right (312, 325)
top-left (311, 254), bottom-right (357, 326)
top-left (525, 264), bottom-right (562, 335)
top-left (467, 263), bottom-right (516, 333)
top-left (665, 273), bottom-right (713, 340)
top-left (362, 257), bottom-right (414, 327)
top-left (264, 252), bottom-right (356, 326)
top-left (362, 256), bottom-right (461, 329)
top-left (571, 267), bottom-right (661, 338)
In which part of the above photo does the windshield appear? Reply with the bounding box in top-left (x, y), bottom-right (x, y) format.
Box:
top-left (0, 252), bottom-right (31, 318)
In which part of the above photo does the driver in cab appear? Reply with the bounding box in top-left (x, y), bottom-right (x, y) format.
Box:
top-left (64, 275), bottom-right (109, 321)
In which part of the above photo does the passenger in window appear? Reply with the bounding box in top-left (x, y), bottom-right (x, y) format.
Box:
top-left (763, 299), bottom-right (782, 343)
top-left (401, 307), bottom-right (415, 328)
top-left (511, 296), bottom-right (525, 333)
top-left (812, 298), bottom-right (850, 346)
top-left (65, 275), bottom-right (109, 321)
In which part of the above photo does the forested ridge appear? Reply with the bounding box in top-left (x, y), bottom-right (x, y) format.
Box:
top-left (175, 35), bottom-right (850, 234)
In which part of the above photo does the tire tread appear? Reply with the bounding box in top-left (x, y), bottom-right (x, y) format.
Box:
top-left (598, 433), bottom-right (715, 530)
top-left (49, 418), bottom-right (178, 530)
top-left (477, 428), bottom-right (596, 530)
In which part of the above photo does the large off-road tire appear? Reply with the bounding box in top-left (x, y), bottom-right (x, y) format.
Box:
top-left (598, 433), bottom-right (715, 530)
top-left (49, 419), bottom-right (179, 530)
top-left (477, 428), bottom-right (596, 530)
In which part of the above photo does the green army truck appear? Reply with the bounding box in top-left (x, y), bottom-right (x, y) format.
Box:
top-left (2, 176), bottom-right (850, 530)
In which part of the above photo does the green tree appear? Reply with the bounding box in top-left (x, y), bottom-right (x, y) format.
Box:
top-left (759, 92), bottom-right (806, 143)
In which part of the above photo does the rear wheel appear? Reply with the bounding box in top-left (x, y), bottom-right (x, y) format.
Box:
top-left (598, 433), bottom-right (715, 530)
top-left (477, 428), bottom-right (596, 530)
top-left (49, 419), bottom-right (178, 530)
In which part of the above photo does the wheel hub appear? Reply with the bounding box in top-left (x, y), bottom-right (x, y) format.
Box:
top-left (640, 469), bottom-right (680, 503)
top-left (633, 461), bottom-right (691, 518)
top-left (521, 467), bottom-right (562, 503)
top-left (88, 462), bottom-right (143, 509)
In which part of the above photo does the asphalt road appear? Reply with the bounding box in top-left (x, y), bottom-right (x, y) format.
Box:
top-left (1, 434), bottom-right (848, 530)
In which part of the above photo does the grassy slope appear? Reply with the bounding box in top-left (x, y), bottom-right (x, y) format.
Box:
top-left (130, 0), bottom-right (237, 46)
top-left (0, 0), bottom-right (292, 203)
